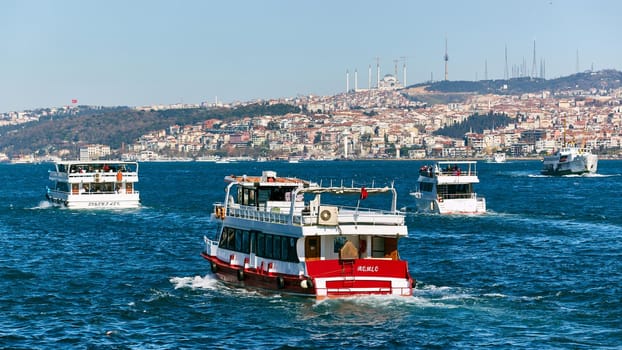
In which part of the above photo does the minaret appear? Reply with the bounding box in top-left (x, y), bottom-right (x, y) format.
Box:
top-left (444, 37), bottom-right (449, 81)
top-left (403, 62), bottom-right (407, 87)
top-left (346, 69), bottom-right (349, 93)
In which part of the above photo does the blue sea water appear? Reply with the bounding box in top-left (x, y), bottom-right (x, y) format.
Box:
top-left (1, 160), bottom-right (621, 349)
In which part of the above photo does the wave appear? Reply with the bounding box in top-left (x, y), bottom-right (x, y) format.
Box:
top-left (170, 275), bottom-right (221, 291)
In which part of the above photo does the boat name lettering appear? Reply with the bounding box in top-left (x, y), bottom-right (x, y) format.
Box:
top-left (357, 265), bottom-right (379, 273)
top-left (88, 202), bottom-right (120, 207)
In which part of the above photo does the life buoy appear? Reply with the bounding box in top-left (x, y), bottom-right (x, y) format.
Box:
top-left (237, 269), bottom-right (245, 281)
top-left (219, 207), bottom-right (226, 219)
top-left (210, 262), bottom-right (218, 273)
top-left (320, 209), bottom-right (332, 222)
top-left (116, 171), bottom-right (123, 182)
top-left (276, 276), bottom-right (285, 289)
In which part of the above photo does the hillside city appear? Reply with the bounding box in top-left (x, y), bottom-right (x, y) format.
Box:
top-left (2, 71), bottom-right (622, 163)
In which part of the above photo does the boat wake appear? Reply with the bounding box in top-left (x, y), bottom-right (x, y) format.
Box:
top-left (29, 200), bottom-right (56, 210)
top-left (170, 275), bottom-right (221, 291)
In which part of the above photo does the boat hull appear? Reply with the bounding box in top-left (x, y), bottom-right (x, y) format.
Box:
top-left (541, 153), bottom-right (598, 176)
top-left (46, 192), bottom-right (140, 209)
top-left (201, 253), bottom-right (414, 299)
top-left (414, 196), bottom-right (486, 215)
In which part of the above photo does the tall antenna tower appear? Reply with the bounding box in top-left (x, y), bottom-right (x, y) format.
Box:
top-left (504, 45), bottom-right (509, 80)
top-left (531, 40), bottom-right (537, 78)
top-left (444, 36), bottom-right (449, 81)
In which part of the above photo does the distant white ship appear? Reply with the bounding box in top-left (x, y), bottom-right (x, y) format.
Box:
top-left (541, 146), bottom-right (597, 176)
top-left (410, 161), bottom-right (486, 214)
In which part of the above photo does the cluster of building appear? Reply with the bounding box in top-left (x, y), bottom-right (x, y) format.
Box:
top-left (124, 85), bottom-right (622, 161)
top-left (3, 75), bottom-right (622, 162)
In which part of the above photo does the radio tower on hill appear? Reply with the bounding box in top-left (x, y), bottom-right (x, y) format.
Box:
top-left (504, 45), bottom-right (509, 80)
top-left (531, 40), bottom-right (537, 78)
top-left (444, 37), bottom-right (449, 81)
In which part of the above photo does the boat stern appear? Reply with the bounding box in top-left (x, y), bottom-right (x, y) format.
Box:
top-left (305, 259), bottom-right (414, 299)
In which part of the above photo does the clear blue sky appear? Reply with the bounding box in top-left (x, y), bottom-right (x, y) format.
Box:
top-left (1, 0), bottom-right (620, 113)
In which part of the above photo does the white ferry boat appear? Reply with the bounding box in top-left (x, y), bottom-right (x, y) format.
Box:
top-left (485, 152), bottom-right (506, 163)
top-left (46, 161), bottom-right (140, 209)
top-left (541, 146), bottom-right (598, 176)
top-left (201, 170), bottom-right (414, 299)
top-left (410, 161), bottom-right (486, 214)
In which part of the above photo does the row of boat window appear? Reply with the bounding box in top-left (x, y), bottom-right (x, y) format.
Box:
top-left (218, 227), bottom-right (299, 263)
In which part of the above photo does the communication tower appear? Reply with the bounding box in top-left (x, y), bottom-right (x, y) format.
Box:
top-left (444, 37), bottom-right (449, 81)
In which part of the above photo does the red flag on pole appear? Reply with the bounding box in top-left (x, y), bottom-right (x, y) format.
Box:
top-left (71, 99), bottom-right (78, 104)
top-left (360, 186), bottom-right (368, 200)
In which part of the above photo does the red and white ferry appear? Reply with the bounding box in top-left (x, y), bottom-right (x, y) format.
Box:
top-left (201, 170), bottom-right (415, 299)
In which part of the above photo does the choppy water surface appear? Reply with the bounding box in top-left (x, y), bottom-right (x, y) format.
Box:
top-left (1, 160), bottom-right (621, 348)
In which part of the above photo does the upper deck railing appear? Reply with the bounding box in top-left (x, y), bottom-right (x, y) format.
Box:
top-left (215, 202), bottom-right (404, 227)
top-left (49, 169), bottom-right (139, 183)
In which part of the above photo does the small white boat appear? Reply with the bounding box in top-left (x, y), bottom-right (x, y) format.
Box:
top-left (202, 170), bottom-right (415, 299)
top-left (410, 161), bottom-right (486, 214)
top-left (46, 160), bottom-right (140, 209)
top-left (541, 146), bottom-right (597, 176)
top-left (493, 152), bottom-right (506, 163)
top-left (485, 152), bottom-right (506, 163)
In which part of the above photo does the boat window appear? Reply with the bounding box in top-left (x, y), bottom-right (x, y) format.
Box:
top-left (234, 229), bottom-right (243, 252)
top-left (226, 227), bottom-right (235, 249)
top-left (258, 189), bottom-right (271, 205)
top-left (242, 230), bottom-right (250, 254)
top-left (265, 234), bottom-right (273, 258)
top-left (218, 227), bottom-right (229, 247)
top-left (281, 237), bottom-right (289, 261)
top-left (269, 188), bottom-right (286, 201)
top-left (249, 231), bottom-right (258, 254)
top-left (257, 233), bottom-right (265, 257)
top-left (249, 189), bottom-right (256, 206)
top-left (273, 236), bottom-right (281, 260)
top-left (288, 238), bottom-right (298, 262)
top-left (420, 182), bottom-right (433, 192)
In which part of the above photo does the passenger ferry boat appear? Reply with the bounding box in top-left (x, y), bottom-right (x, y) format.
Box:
top-left (46, 161), bottom-right (140, 209)
top-left (541, 145), bottom-right (598, 176)
top-left (201, 171), bottom-right (414, 299)
top-left (410, 161), bottom-right (486, 214)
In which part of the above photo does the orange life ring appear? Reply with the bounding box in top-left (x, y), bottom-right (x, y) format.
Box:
top-left (116, 170), bottom-right (123, 182)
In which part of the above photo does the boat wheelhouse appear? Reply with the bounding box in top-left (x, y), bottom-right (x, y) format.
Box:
top-left (541, 146), bottom-right (598, 176)
top-left (46, 161), bottom-right (140, 209)
top-left (201, 171), bottom-right (414, 299)
top-left (410, 161), bottom-right (486, 214)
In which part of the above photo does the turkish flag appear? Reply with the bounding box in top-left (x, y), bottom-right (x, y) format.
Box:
top-left (360, 186), bottom-right (368, 200)
top-left (71, 99), bottom-right (78, 104)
